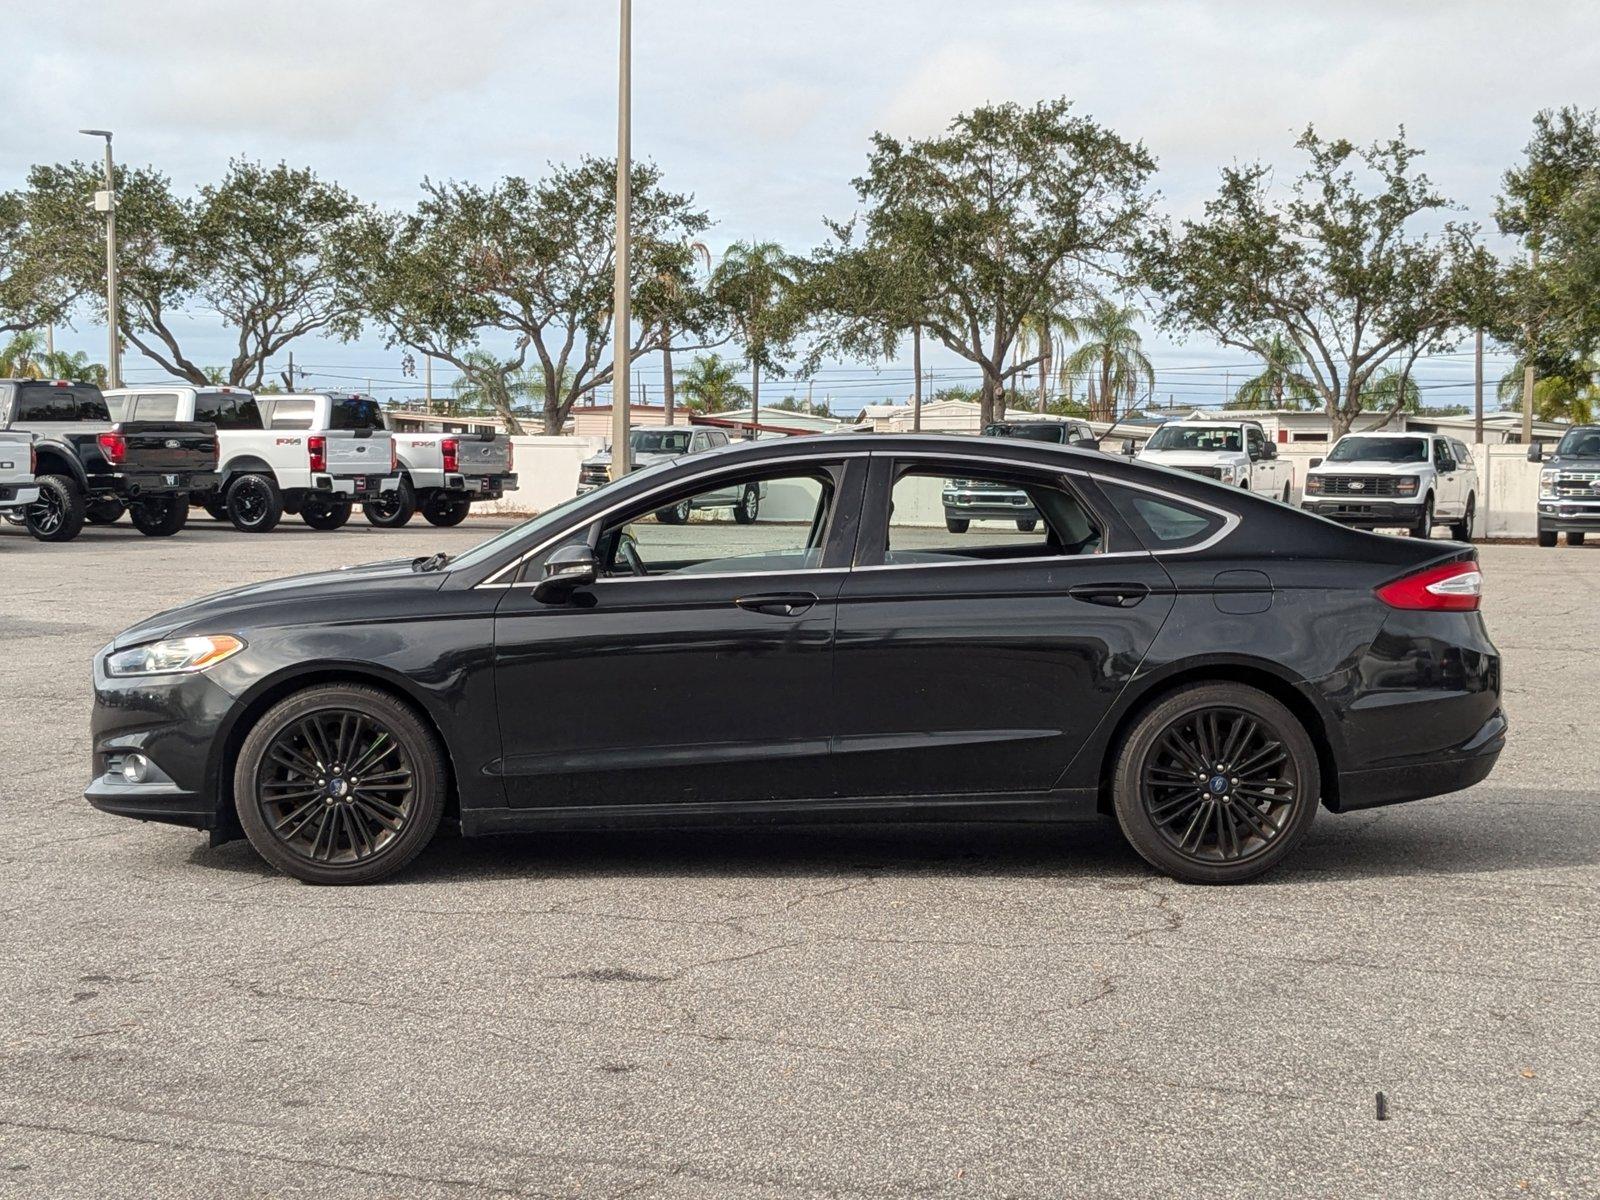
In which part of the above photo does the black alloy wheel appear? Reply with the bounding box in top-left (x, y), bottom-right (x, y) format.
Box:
top-left (1411, 495), bottom-right (1434, 540)
top-left (420, 491), bottom-right (471, 527)
top-left (1450, 496), bottom-right (1475, 543)
top-left (85, 497), bottom-right (127, 525)
top-left (227, 474), bottom-right (283, 533)
top-left (1113, 683), bottom-right (1318, 884)
top-left (129, 495), bottom-right (189, 537)
top-left (24, 475), bottom-right (85, 543)
top-left (364, 478), bottom-right (416, 528)
top-left (235, 684), bottom-right (446, 884)
top-left (301, 494), bottom-right (353, 531)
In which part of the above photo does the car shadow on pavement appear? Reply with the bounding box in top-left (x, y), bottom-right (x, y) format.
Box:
top-left (182, 786), bottom-right (1598, 886)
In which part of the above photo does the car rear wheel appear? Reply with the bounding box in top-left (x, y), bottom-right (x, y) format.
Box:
top-left (300, 494), bottom-right (353, 531)
top-left (363, 478), bottom-right (416, 528)
top-left (201, 494), bottom-right (229, 522)
top-left (655, 498), bottom-right (691, 525)
top-left (85, 498), bottom-right (126, 525)
top-left (234, 684), bottom-right (447, 885)
top-left (23, 475), bottom-right (85, 543)
top-left (1410, 495), bottom-right (1434, 539)
top-left (1450, 495), bottom-right (1476, 542)
top-left (1112, 683), bottom-right (1319, 885)
top-left (129, 496), bottom-right (189, 537)
top-left (226, 474), bottom-right (282, 533)
top-left (732, 484), bottom-right (761, 524)
top-left (420, 491), bottom-right (471, 527)
top-left (1571, 532), bottom-right (1587, 546)
top-left (945, 517), bottom-right (969, 534)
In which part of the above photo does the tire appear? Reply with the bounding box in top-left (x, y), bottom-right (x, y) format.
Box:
top-left (129, 496), bottom-right (189, 537)
top-left (732, 484), bottom-right (760, 524)
top-left (23, 474), bottom-right (86, 543)
top-left (85, 498), bottom-right (126, 525)
top-left (945, 517), bottom-right (970, 534)
top-left (1281, 483), bottom-right (1292, 504)
top-left (226, 474), bottom-right (283, 533)
top-left (655, 498), bottom-right (691, 525)
top-left (1449, 495), bottom-right (1476, 543)
top-left (201, 494), bottom-right (229, 522)
top-left (1112, 683), bottom-right (1320, 885)
top-left (233, 683), bottom-right (447, 885)
top-left (1571, 532), bottom-right (1587, 547)
top-left (1410, 495), bottom-right (1434, 539)
top-left (1538, 528), bottom-right (1559, 548)
top-left (420, 491), bottom-right (471, 527)
top-left (1016, 518), bottom-right (1038, 532)
top-left (300, 493), bottom-right (353, 531)
top-left (363, 478), bottom-right (416, 528)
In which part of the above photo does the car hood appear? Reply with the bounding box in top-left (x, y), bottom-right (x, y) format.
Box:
top-left (110, 557), bottom-right (444, 650)
top-left (1309, 459), bottom-right (1428, 475)
top-left (583, 449), bottom-right (678, 469)
top-left (1137, 449), bottom-right (1248, 468)
top-left (1545, 454), bottom-right (1600, 469)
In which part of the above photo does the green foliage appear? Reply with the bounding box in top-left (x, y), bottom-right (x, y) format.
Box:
top-left (1496, 355), bottom-right (1597, 424)
top-left (1226, 334), bottom-right (1320, 410)
top-left (711, 240), bottom-right (801, 416)
top-left (0, 331), bottom-right (106, 384)
top-left (1143, 126), bottom-right (1485, 437)
top-left (810, 98), bottom-right (1156, 425)
top-left (1359, 367), bottom-right (1422, 413)
top-left (677, 353), bottom-right (751, 413)
top-left (1060, 300), bottom-right (1154, 421)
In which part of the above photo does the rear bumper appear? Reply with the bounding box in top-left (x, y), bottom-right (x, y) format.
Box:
top-left (99, 470), bottom-right (220, 498)
top-left (443, 472), bottom-right (516, 499)
top-left (1302, 499), bottom-right (1423, 526)
top-left (321, 474), bottom-right (399, 496)
top-left (0, 483), bottom-right (39, 510)
top-left (1331, 709), bottom-right (1506, 812)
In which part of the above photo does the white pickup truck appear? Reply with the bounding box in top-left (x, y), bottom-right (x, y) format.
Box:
top-left (1302, 430), bottom-right (1479, 540)
top-left (1134, 418), bottom-right (1293, 500)
top-left (0, 430), bottom-right (38, 517)
top-left (363, 430), bottom-right (517, 528)
top-left (107, 387), bottom-right (398, 533)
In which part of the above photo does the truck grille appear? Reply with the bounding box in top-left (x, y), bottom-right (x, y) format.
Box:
top-left (1555, 473), bottom-right (1600, 496)
top-left (1173, 465), bottom-right (1224, 480)
top-left (1317, 475), bottom-right (1400, 497)
top-left (579, 466), bottom-right (609, 486)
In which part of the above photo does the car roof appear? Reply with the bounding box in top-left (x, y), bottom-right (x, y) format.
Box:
top-left (1338, 430), bottom-right (1429, 438)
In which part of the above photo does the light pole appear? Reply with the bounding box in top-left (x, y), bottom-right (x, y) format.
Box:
top-left (609, 0), bottom-right (632, 477)
top-left (79, 129), bottom-right (120, 389)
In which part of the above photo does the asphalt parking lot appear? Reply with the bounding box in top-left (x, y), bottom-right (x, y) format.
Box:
top-left (0, 518), bottom-right (1596, 1198)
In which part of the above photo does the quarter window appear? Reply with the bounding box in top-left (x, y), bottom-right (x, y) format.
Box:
top-left (880, 465), bottom-right (1101, 565)
top-left (1102, 484), bottom-right (1228, 550)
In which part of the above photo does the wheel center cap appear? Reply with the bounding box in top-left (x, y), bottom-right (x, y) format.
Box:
top-left (326, 778), bottom-right (350, 799)
top-left (1207, 774), bottom-right (1230, 796)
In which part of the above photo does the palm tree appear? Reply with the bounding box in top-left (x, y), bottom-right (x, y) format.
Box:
top-left (1229, 334), bottom-right (1318, 410)
top-left (1361, 367), bottom-right (1423, 414)
top-left (1497, 357), bottom-right (1597, 425)
top-left (656, 241), bottom-right (711, 426)
top-left (0, 332), bottom-right (107, 384)
top-left (1016, 310), bottom-right (1081, 414)
top-left (678, 354), bottom-right (751, 414)
top-left (449, 350), bottom-right (559, 429)
top-left (1060, 300), bottom-right (1155, 423)
top-left (711, 241), bottom-right (799, 432)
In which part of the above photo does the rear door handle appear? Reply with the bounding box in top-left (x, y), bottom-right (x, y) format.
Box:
top-left (1068, 582), bottom-right (1151, 609)
top-left (735, 591), bottom-right (818, 617)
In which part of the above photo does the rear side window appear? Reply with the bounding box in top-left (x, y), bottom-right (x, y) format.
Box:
top-left (268, 399), bottom-right (316, 430)
top-left (1102, 483), bottom-right (1228, 551)
top-left (14, 384), bottom-right (110, 422)
top-left (1451, 439), bottom-right (1473, 466)
top-left (195, 393), bottom-right (263, 429)
top-left (329, 397), bottom-right (385, 431)
top-left (132, 393), bottom-right (181, 421)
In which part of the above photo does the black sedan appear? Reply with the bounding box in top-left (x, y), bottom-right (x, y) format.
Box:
top-left (85, 433), bottom-right (1505, 885)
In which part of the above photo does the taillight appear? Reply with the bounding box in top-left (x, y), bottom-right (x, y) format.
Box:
top-left (29, 441), bottom-right (37, 474)
top-left (308, 435), bottom-right (326, 473)
top-left (1375, 560), bottom-right (1482, 612)
top-left (389, 438), bottom-right (398, 473)
top-left (441, 437), bottom-right (459, 474)
top-left (504, 439), bottom-right (514, 472)
top-left (97, 432), bottom-right (126, 466)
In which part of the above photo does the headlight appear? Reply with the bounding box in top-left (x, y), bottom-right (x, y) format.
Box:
top-left (105, 635), bottom-right (245, 677)
top-left (1218, 465), bottom-right (1238, 481)
top-left (1305, 475), bottom-right (1324, 494)
top-left (1540, 469), bottom-right (1559, 498)
top-left (1396, 476), bottom-right (1420, 497)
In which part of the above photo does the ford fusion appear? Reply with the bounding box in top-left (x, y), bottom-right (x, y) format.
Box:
top-left (87, 434), bottom-right (1505, 885)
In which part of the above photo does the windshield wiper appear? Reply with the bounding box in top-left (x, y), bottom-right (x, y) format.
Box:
top-left (412, 552), bottom-right (452, 573)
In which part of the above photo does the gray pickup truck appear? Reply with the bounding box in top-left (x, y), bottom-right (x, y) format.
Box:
top-left (364, 428), bottom-right (517, 529)
top-left (578, 425), bottom-right (762, 523)
top-left (1530, 425), bottom-right (1600, 547)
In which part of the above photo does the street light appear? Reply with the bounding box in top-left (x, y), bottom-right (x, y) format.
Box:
top-left (79, 129), bottom-right (120, 389)
top-left (609, 0), bottom-right (632, 477)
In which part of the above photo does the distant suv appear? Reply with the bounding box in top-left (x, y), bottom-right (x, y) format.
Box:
top-left (578, 425), bottom-right (761, 523)
top-left (1135, 419), bottom-right (1293, 500)
top-left (1303, 431), bottom-right (1478, 540)
top-left (1529, 425), bottom-right (1600, 547)
top-left (944, 418), bottom-right (1098, 532)
top-left (1, 378), bottom-right (217, 541)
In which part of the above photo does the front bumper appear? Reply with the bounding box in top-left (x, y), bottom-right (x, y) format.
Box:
top-left (1302, 498), bottom-right (1424, 527)
top-left (0, 483), bottom-right (39, 510)
top-left (1333, 709), bottom-right (1506, 811)
top-left (1537, 499), bottom-right (1600, 531)
top-left (943, 489), bottom-right (1039, 523)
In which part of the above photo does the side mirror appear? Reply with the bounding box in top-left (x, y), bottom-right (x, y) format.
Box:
top-left (1309, 457), bottom-right (1324, 469)
top-left (533, 543), bottom-right (597, 604)
top-left (1262, 442), bottom-right (1278, 459)
top-left (1071, 436), bottom-right (1097, 450)
top-left (1527, 442), bottom-right (1543, 462)
top-left (1121, 438), bottom-right (1137, 457)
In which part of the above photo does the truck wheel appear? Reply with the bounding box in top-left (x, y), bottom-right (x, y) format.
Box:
top-left (129, 496), bottom-right (189, 537)
top-left (201, 494), bottom-right (229, 522)
top-left (301, 494), bottom-right (353, 531)
top-left (1449, 496), bottom-right (1476, 542)
top-left (85, 498), bottom-right (126, 525)
top-left (945, 516), bottom-right (969, 534)
top-left (24, 475), bottom-right (86, 543)
top-left (1410, 496), bottom-right (1434, 539)
top-left (420, 491), bottom-right (471, 527)
top-left (732, 484), bottom-right (761, 525)
top-left (1280, 483), bottom-right (1292, 504)
top-left (364, 478), bottom-right (416, 528)
top-left (227, 474), bottom-right (283, 533)
top-left (1016, 518), bottom-right (1038, 532)
top-left (654, 498), bottom-right (691, 525)
top-left (1571, 532), bottom-right (1587, 547)
top-left (1538, 528), bottom-right (1558, 548)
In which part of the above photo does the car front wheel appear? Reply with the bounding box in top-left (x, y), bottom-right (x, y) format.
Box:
top-left (23, 475), bottom-right (86, 543)
top-left (1411, 495), bottom-right (1434, 539)
top-left (1450, 495), bottom-right (1476, 542)
top-left (1112, 683), bottom-right (1320, 884)
top-left (129, 496), bottom-right (189, 537)
top-left (234, 684), bottom-right (447, 885)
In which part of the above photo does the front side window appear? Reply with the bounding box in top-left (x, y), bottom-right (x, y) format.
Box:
top-left (598, 467), bottom-right (836, 579)
top-left (1432, 440), bottom-right (1454, 470)
top-left (1246, 427), bottom-right (1266, 459)
top-left (1327, 436), bottom-right (1427, 464)
top-left (883, 465), bottom-right (1101, 565)
top-left (1146, 425), bottom-right (1243, 453)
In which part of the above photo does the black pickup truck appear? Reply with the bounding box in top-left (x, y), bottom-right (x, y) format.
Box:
top-left (1530, 425), bottom-right (1600, 547)
top-left (0, 379), bottom-right (218, 542)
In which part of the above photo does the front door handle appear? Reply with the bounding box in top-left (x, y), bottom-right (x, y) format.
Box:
top-left (1068, 582), bottom-right (1151, 609)
top-left (735, 591), bottom-right (818, 617)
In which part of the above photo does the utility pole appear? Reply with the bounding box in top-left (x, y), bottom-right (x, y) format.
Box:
top-left (1520, 245), bottom-right (1539, 445)
top-left (913, 325), bottom-right (923, 432)
top-left (425, 355), bottom-right (433, 410)
top-left (285, 349), bottom-right (295, 391)
top-left (1474, 329), bottom-right (1484, 446)
top-left (79, 129), bottom-right (120, 389)
top-left (609, 0), bottom-right (633, 476)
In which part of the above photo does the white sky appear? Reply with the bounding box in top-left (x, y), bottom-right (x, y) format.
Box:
top-left (4, 0), bottom-right (1595, 411)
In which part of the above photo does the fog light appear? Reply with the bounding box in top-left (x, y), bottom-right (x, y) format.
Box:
top-left (120, 753), bottom-right (150, 785)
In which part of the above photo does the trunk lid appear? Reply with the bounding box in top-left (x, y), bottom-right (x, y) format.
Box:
top-left (321, 430), bottom-right (393, 477)
top-left (451, 433), bottom-right (511, 477)
top-left (115, 422), bottom-right (218, 473)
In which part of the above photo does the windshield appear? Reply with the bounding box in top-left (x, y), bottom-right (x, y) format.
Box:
top-left (328, 397), bottom-right (386, 431)
top-left (983, 422), bottom-right (1070, 443)
top-left (1327, 436), bottom-right (1427, 463)
top-left (445, 456), bottom-right (681, 574)
top-left (631, 429), bottom-right (693, 455)
top-left (1555, 428), bottom-right (1600, 457)
top-left (1146, 425), bottom-right (1242, 453)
